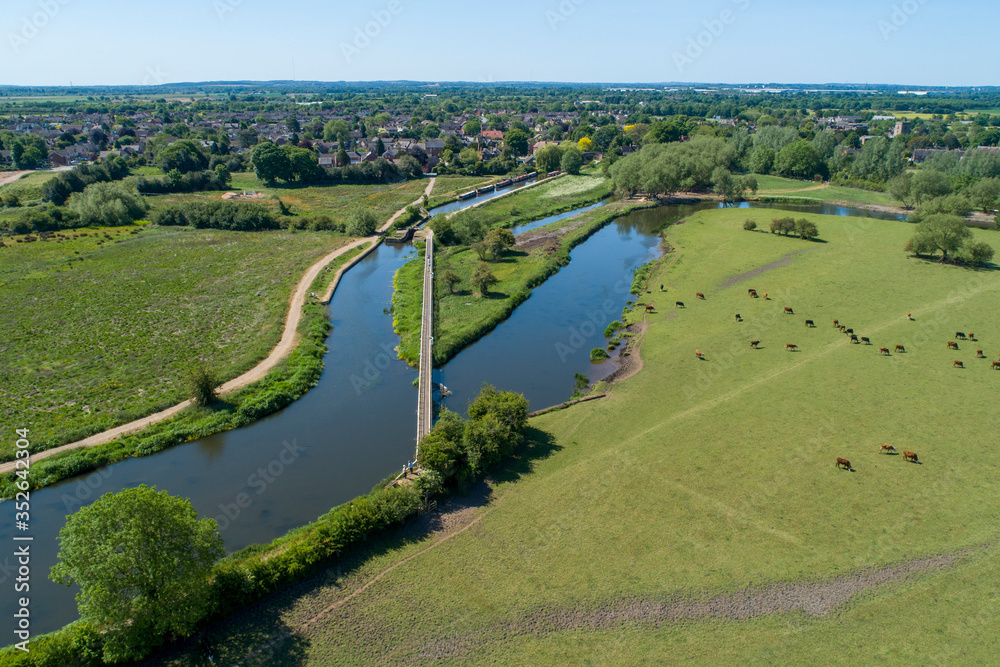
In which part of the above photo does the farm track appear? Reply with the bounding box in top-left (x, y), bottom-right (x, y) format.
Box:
top-left (0, 178), bottom-right (436, 476)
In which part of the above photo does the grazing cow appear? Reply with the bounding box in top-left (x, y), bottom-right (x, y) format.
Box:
top-left (833, 319), bottom-right (839, 327)
top-left (968, 333), bottom-right (975, 341)
top-left (696, 292), bottom-right (706, 300)
top-left (844, 328), bottom-right (854, 335)
top-left (836, 458), bottom-right (852, 471)
top-left (805, 319), bottom-right (815, 327)
top-left (783, 307), bottom-right (794, 314)
top-left (894, 345), bottom-right (905, 353)
top-left (878, 444), bottom-right (897, 455)
top-left (645, 304), bottom-right (655, 313)
top-left (839, 325), bottom-right (847, 333)
top-left (955, 332), bottom-right (966, 339)
top-left (850, 335), bottom-right (860, 344)
top-left (976, 349), bottom-right (986, 358)
top-left (674, 301), bottom-right (685, 308)
top-left (879, 347), bottom-right (890, 356)
top-left (735, 314), bottom-right (742, 322)
top-left (750, 340), bottom-right (760, 348)
top-left (954, 360), bottom-right (964, 368)
top-left (861, 337), bottom-right (872, 345)
top-left (695, 349), bottom-right (704, 359)
top-left (991, 361), bottom-right (1000, 370)
top-left (748, 288), bottom-right (757, 296)
top-left (947, 341), bottom-right (959, 350)
top-left (903, 451), bottom-right (918, 463)
top-left (785, 343), bottom-right (798, 351)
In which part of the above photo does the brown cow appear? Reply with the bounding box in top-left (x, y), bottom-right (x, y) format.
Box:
top-left (839, 325), bottom-right (847, 333)
top-left (674, 301), bottom-right (685, 308)
top-left (833, 319), bottom-right (839, 327)
top-left (894, 344), bottom-right (905, 353)
top-left (748, 288), bottom-right (757, 296)
top-left (861, 337), bottom-right (871, 345)
top-left (805, 319), bottom-right (815, 327)
top-left (695, 349), bottom-right (704, 359)
top-left (783, 307), bottom-right (794, 314)
top-left (992, 361), bottom-right (1000, 370)
top-left (968, 333), bottom-right (975, 341)
top-left (903, 451), bottom-right (918, 463)
top-left (878, 444), bottom-right (897, 455)
top-left (954, 360), bottom-right (964, 368)
top-left (645, 304), bottom-right (655, 313)
top-left (947, 341), bottom-right (959, 350)
top-left (836, 458), bottom-right (852, 471)
top-left (879, 347), bottom-right (890, 356)
top-left (696, 292), bottom-right (706, 300)
top-left (750, 340), bottom-right (761, 348)
top-left (976, 349), bottom-right (986, 358)
top-left (785, 343), bottom-right (798, 351)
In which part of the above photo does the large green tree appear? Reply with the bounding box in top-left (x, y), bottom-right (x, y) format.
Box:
top-left (51, 485), bottom-right (224, 663)
top-left (504, 128), bottom-right (530, 158)
top-left (774, 140), bottom-right (823, 179)
top-left (251, 141), bottom-right (293, 185)
top-left (157, 139), bottom-right (209, 174)
top-left (68, 182), bottom-right (148, 226)
top-left (908, 214), bottom-right (973, 262)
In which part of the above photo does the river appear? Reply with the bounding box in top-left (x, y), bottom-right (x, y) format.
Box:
top-left (0, 198), bottom-right (908, 636)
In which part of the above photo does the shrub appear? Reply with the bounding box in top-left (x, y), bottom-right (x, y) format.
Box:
top-left (743, 219), bottom-right (757, 231)
top-left (346, 208), bottom-right (378, 236)
top-left (190, 365), bottom-right (218, 407)
top-left (68, 182), bottom-right (148, 227)
top-left (151, 201), bottom-right (281, 231)
top-left (590, 348), bottom-right (610, 361)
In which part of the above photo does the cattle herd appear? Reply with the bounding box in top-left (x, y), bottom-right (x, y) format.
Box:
top-left (664, 286), bottom-right (998, 475)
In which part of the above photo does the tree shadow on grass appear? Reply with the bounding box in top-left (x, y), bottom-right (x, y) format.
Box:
top-left (147, 425), bottom-right (561, 666)
top-left (145, 621), bottom-right (310, 666)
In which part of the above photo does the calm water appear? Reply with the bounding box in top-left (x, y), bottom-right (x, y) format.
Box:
top-left (0, 199), bottom-right (905, 635)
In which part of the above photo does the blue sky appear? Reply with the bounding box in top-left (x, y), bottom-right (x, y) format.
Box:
top-left (1, 0), bottom-right (997, 87)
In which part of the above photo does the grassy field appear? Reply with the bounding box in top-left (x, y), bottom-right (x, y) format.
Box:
top-left (147, 175), bottom-right (428, 221)
top-left (168, 206), bottom-right (1000, 664)
top-left (753, 175), bottom-right (896, 207)
top-left (445, 174), bottom-right (613, 231)
top-left (0, 224), bottom-right (351, 458)
top-left (0, 170), bottom-right (61, 202)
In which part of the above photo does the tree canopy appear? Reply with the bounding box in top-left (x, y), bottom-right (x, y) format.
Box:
top-left (50, 485), bottom-right (224, 663)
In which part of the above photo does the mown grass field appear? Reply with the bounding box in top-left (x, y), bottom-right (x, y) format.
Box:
top-left (170, 207), bottom-right (1000, 664)
top-left (0, 169), bottom-right (61, 202)
top-left (147, 175), bottom-right (428, 221)
top-left (754, 174), bottom-right (896, 207)
top-left (0, 224), bottom-right (351, 459)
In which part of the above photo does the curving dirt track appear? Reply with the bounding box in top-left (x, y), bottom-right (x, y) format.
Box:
top-left (0, 178), bottom-right (436, 475)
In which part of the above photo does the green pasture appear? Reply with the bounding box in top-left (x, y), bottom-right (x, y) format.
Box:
top-left (0, 225), bottom-right (350, 458)
top-left (170, 206), bottom-right (1000, 664)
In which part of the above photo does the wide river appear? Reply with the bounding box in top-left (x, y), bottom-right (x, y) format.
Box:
top-left (0, 196), bottom-right (907, 635)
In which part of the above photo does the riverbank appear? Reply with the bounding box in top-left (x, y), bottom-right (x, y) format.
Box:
top-left (396, 199), bottom-right (654, 368)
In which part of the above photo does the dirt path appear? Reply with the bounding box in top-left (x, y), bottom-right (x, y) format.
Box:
top-left (0, 179), bottom-right (437, 476)
top-left (0, 171), bottom-right (32, 187)
top-left (718, 249), bottom-right (812, 289)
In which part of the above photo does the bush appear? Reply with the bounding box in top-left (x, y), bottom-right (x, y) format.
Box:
top-left (769, 217), bottom-right (796, 235)
top-left (604, 320), bottom-right (625, 338)
top-left (151, 201), bottom-right (281, 231)
top-left (67, 182), bottom-right (148, 227)
top-left (743, 219), bottom-right (757, 231)
top-left (590, 348), bottom-right (610, 361)
top-left (133, 169), bottom-right (229, 194)
top-left (190, 365), bottom-right (218, 406)
top-left (345, 208), bottom-right (378, 236)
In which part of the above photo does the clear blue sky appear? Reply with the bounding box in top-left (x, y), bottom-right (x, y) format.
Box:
top-left (2, 0), bottom-right (997, 87)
